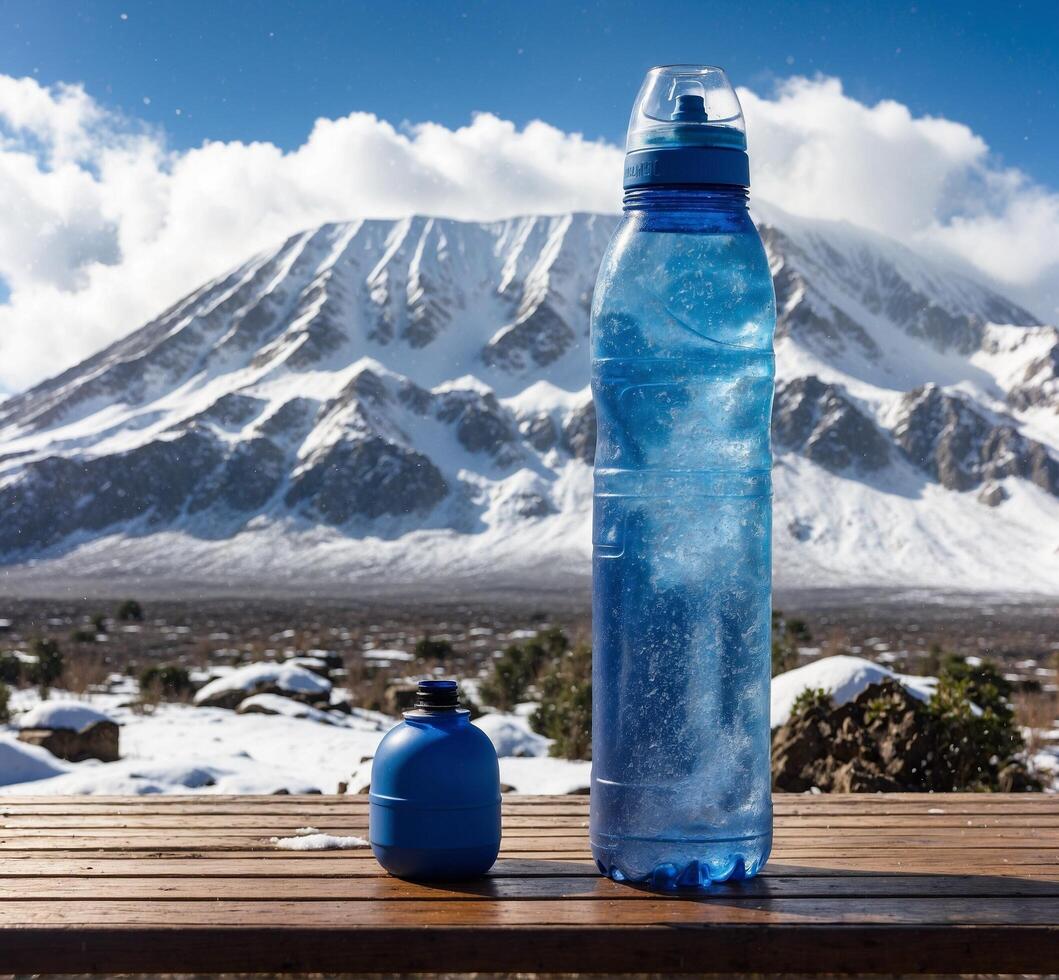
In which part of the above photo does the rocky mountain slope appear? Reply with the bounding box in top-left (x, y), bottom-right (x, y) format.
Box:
top-left (1, 206), bottom-right (1057, 593)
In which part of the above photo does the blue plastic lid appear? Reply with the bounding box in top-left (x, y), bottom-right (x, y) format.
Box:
top-left (624, 65), bottom-right (749, 189)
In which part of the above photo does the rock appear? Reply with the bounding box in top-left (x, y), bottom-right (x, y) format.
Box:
top-left (15, 701), bottom-right (121, 764)
top-left (188, 437), bottom-right (286, 514)
top-left (895, 384), bottom-right (1059, 496)
top-left (521, 413), bottom-right (558, 452)
top-left (772, 677), bottom-right (1038, 794)
top-left (829, 761), bottom-right (902, 793)
top-left (384, 683), bottom-right (420, 716)
top-left (285, 435), bottom-right (448, 522)
top-left (773, 376), bottom-right (890, 472)
top-left (283, 656), bottom-right (332, 678)
top-left (436, 390), bottom-right (516, 458)
top-left (18, 720), bottom-right (120, 764)
top-left (482, 302), bottom-right (576, 371)
top-left (978, 482), bottom-right (1008, 507)
top-left (235, 693), bottom-right (339, 724)
top-left (473, 713), bottom-right (551, 758)
top-left (0, 429), bottom-right (225, 555)
top-left (998, 761), bottom-right (1039, 792)
top-left (186, 392), bottom-right (267, 430)
top-left (562, 401), bottom-right (596, 464)
top-left (194, 662), bottom-right (332, 709)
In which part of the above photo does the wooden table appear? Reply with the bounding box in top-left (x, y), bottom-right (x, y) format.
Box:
top-left (0, 793), bottom-right (1056, 975)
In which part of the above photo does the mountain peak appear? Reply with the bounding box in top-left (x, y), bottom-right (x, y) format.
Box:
top-left (1, 210), bottom-right (1057, 594)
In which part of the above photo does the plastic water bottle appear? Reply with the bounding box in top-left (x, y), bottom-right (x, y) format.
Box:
top-left (590, 66), bottom-right (775, 890)
top-left (370, 680), bottom-right (501, 880)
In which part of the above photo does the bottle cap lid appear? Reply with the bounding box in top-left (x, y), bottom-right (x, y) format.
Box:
top-left (624, 65), bottom-right (750, 189)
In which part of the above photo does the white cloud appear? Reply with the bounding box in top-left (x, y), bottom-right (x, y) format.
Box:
top-left (740, 76), bottom-right (1059, 310)
top-left (0, 73), bottom-right (1056, 391)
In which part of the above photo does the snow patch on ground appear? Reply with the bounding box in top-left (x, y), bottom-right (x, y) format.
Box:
top-left (15, 700), bottom-right (116, 732)
top-left (193, 661), bottom-right (331, 705)
top-left (237, 693), bottom-right (342, 725)
top-left (0, 734), bottom-right (70, 786)
top-left (473, 712), bottom-right (551, 758)
top-left (0, 687), bottom-right (587, 796)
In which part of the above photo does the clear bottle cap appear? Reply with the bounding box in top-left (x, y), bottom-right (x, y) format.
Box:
top-left (627, 65), bottom-right (746, 152)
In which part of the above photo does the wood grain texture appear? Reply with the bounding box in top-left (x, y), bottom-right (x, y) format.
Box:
top-left (0, 793), bottom-right (1056, 974)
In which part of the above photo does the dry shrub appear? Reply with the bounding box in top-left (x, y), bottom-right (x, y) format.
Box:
top-left (62, 650), bottom-right (113, 695)
top-left (1015, 688), bottom-right (1058, 760)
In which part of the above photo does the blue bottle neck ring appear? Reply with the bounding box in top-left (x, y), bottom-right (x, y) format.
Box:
top-left (623, 146), bottom-right (750, 192)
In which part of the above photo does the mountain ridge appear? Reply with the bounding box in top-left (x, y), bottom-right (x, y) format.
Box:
top-left (1, 207), bottom-right (1057, 594)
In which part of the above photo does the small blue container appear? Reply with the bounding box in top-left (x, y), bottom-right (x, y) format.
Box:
top-left (369, 680), bottom-right (501, 880)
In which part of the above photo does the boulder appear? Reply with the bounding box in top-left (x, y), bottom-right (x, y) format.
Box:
top-left (236, 693), bottom-right (339, 725)
top-left (473, 712), bottom-right (551, 758)
top-left (19, 721), bottom-right (120, 764)
top-left (283, 656), bottom-right (332, 679)
top-left (384, 682), bottom-right (419, 716)
top-left (15, 701), bottom-right (120, 763)
top-left (772, 678), bottom-right (1037, 794)
top-left (194, 662), bottom-right (332, 709)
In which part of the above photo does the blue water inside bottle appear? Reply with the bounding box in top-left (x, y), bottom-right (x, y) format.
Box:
top-left (590, 66), bottom-right (775, 890)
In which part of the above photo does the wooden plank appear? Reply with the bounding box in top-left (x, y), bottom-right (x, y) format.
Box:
top-left (1, 853), bottom-right (1056, 875)
top-left (2, 896), bottom-right (1058, 925)
top-left (8, 824), bottom-right (1059, 844)
top-left (6, 809), bottom-right (1059, 826)
top-left (1, 856), bottom-right (1058, 878)
top-left (2, 799), bottom-right (1056, 819)
top-left (5, 874), bottom-right (1059, 901)
top-left (0, 833), bottom-right (1055, 852)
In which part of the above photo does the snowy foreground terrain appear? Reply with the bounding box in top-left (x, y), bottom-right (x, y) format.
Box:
top-left (0, 676), bottom-right (591, 797)
top-left (2, 655), bottom-right (1056, 795)
top-left (1, 205), bottom-right (1058, 594)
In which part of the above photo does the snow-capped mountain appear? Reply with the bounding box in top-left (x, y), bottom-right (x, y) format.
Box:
top-left (1, 206), bottom-right (1057, 594)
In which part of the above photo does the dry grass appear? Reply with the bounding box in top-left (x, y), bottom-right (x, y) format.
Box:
top-left (61, 649), bottom-right (116, 696)
top-left (1015, 688), bottom-right (1058, 762)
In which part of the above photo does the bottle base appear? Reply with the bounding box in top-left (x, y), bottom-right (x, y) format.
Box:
top-left (372, 842), bottom-right (499, 881)
top-left (591, 831), bottom-right (772, 891)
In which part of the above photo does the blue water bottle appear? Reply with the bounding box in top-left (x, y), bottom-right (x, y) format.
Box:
top-left (590, 66), bottom-right (775, 890)
top-left (370, 680), bottom-right (501, 880)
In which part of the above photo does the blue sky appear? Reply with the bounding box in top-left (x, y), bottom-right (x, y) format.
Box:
top-left (3, 0), bottom-right (1057, 185)
top-left (1, 0), bottom-right (1058, 392)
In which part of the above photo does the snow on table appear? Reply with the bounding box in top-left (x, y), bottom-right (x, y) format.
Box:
top-left (270, 830), bottom-right (368, 850)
